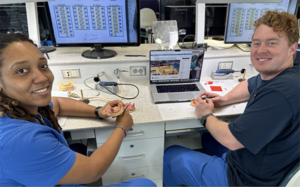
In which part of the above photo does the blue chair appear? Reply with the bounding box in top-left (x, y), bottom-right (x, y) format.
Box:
top-left (278, 160), bottom-right (300, 186)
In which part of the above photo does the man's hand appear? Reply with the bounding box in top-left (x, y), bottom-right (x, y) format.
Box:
top-left (195, 94), bottom-right (215, 119)
top-left (199, 91), bottom-right (225, 108)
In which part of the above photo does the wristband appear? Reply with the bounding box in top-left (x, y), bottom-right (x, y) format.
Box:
top-left (95, 106), bottom-right (104, 120)
top-left (115, 126), bottom-right (127, 137)
top-left (200, 113), bottom-right (214, 127)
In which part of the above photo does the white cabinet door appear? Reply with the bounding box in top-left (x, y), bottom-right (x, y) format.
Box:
top-left (95, 122), bottom-right (165, 143)
top-left (98, 137), bottom-right (164, 172)
top-left (102, 166), bottom-right (163, 186)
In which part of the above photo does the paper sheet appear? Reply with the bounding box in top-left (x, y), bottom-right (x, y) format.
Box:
top-left (200, 80), bottom-right (238, 96)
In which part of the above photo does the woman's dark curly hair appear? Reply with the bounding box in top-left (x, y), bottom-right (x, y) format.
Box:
top-left (253, 11), bottom-right (299, 59)
top-left (0, 33), bottom-right (61, 132)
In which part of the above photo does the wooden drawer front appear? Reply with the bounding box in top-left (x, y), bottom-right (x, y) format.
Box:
top-left (102, 166), bottom-right (163, 185)
top-left (97, 137), bottom-right (164, 172)
top-left (95, 122), bottom-right (164, 144)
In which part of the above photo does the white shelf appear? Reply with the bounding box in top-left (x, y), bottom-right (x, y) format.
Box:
top-left (0, 0), bottom-right (53, 4)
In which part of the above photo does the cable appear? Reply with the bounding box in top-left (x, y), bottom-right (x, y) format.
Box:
top-left (83, 76), bottom-right (100, 96)
top-left (83, 72), bottom-right (138, 101)
top-left (177, 34), bottom-right (197, 49)
top-left (100, 82), bottom-right (139, 100)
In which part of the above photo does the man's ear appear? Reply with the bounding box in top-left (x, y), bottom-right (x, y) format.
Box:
top-left (289, 42), bottom-right (298, 54)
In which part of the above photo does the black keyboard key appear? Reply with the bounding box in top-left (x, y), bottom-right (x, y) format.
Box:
top-left (156, 84), bottom-right (199, 93)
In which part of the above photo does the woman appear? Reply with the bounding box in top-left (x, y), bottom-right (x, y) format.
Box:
top-left (0, 33), bottom-right (156, 187)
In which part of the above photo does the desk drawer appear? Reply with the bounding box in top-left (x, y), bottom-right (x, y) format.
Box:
top-left (95, 122), bottom-right (164, 143)
top-left (70, 129), bottom-right (95, 140)
top-left (102, 165), bottom-right (163, 186)
top-left (97, 137), bottom-right (164, 172)
top-left (165, 119), bottom-right (202, 131)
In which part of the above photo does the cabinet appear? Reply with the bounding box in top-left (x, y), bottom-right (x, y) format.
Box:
top-left (95, 122), bottom-right (165, 186)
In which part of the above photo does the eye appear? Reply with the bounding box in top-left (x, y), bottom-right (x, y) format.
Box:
top-left (41, 64), bottom-right (49, 69)
top-left (252, 42), bottom-right (260, 47)
top-left (17, 68), bottom-right (28, 74)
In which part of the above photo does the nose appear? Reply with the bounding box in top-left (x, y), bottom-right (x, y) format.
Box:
top-left (32, 69), bottom-right (48, 84)
top-left (256, 43), bottom-right (267, 53)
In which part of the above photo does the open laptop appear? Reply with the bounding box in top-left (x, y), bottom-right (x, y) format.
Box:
top-left (149, 49), bottom-right (205, 104)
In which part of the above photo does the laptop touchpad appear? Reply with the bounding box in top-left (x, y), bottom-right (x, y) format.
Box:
top-left (168, 93), bottom-right (194, 101)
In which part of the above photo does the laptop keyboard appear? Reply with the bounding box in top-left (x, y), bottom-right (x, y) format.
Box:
top-left (156, 84), bottom-right (199, 93)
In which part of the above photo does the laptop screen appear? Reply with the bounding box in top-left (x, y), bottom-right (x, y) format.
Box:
top-left (149, 49), bottom-right (205, 84)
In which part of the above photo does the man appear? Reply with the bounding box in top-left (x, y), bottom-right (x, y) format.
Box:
top-left (163, 11), bottom-right (299, 186)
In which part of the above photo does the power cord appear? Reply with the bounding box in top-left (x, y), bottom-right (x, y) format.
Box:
top-left (99, 82), bottom-right (140, 100)
top-left (83, 76), bottom-right (100, 96)
top-left (177, 34), bottom-right (197, 49)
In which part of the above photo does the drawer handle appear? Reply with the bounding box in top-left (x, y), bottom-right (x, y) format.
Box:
top-left (127, 131), bottom-right (144, 137)
top-left (122, 174), bottom-right (145, 182)
top-left (120, 154), bottom-right (145, 161)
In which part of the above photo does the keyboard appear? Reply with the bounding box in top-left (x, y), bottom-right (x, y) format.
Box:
top-left (156, 84), bottom-right (199, 93)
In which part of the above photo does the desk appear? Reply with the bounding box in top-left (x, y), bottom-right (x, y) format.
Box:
top-left (54, 78), bottom-right (247, 186)
top-left (49, 44), bottom-right (253, 186)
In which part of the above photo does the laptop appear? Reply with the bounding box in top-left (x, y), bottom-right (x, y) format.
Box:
top-left (149, 49), bottom-right (205, 104)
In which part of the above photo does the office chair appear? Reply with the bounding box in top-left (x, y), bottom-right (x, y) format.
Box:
top-left (140, 8), bottom-right (157, 43)
top-left (278, 160), bottom-right (300, 186)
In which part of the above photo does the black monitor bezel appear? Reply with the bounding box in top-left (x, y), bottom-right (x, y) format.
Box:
top-left (44, 0), bottom-right (141, 48)
top-left (161, 3), bottom-right (227, 38)
top-left (224, 0), bottom-right (300, 44)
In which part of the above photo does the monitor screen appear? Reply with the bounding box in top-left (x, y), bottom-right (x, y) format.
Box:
top-left (45, 0), bottom-right (140, 59)
top-left (159, 0), bottom-right (196, 21)
top-left (149, 49), bottom-right (204, 84)
top-left (224, 0), bottom-right (299, 44)
top-left (162, 3), bottom-right (227, 41)
top-left (297, 4), bottom-right (300, 18)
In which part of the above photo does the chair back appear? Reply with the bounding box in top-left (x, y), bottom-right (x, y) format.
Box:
top-left (278, 160), bottom-right (300, 186)
top-left (140, 8), bottom-right (157, 29)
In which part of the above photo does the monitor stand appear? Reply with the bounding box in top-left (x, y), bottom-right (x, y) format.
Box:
top-left (235, 43), bottom-right (251, 52)
top-left (39, 46), bottom-right (56, 53)
top-left (82, 46), bottom-right (117, 59)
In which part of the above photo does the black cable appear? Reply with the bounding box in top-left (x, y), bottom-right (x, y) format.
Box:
top-left (100, 83), bottom-right (140, 100)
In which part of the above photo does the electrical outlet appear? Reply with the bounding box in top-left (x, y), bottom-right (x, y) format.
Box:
top-left (61, 68), bottom-right (81, 79)
top-left (130, 66), bottom-right (146, 76)
top-left (218, 61), bottom-right (233, 69)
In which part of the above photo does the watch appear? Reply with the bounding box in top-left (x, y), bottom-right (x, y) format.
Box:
top-left (200, 113), bottom-right (214, 127)
top-left (95, 106), bottom-right (104, 120)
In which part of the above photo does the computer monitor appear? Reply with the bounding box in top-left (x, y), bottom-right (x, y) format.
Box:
top-left (163, 3), bottom-right (227, 42)
top-left (159, 0), bottom-right (196, 21)
top-left (224, 0), bottom-right (299, 51)
top-left (45, 0), bottom-right (140, 59)
top-left (297, 4), bottom-right (300, 18)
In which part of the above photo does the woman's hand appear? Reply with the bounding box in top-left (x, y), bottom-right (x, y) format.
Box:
top-left (115, 109), bottom-right (134, 132)
top-left (98, 100), bottom-right (124, 118)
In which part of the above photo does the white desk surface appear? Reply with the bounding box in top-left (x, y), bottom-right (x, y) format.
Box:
top-left (47, 43), bottom-right (250, 65)
top-left (54, 77), bottom-right (247, 131)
